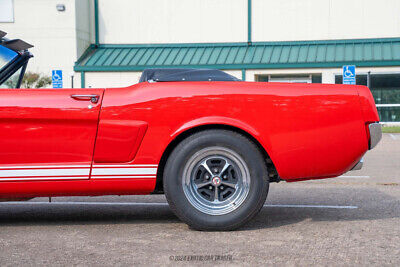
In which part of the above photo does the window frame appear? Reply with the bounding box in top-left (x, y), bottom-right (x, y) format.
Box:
top-left (0, 48), bottom-right (30, 88)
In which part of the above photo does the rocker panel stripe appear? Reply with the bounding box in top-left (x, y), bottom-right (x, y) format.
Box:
top-left (0, 168), bottom-right (90, 178)
top-left (91, 168), bottom-right (157, 176)
top-left (0, 164), bottom-right (158, 181)
top-left (90, 175), bottom-right (156, 179)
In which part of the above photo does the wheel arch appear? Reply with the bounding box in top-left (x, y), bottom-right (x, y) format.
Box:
top-left (153, 123), bottom-right (279, 194)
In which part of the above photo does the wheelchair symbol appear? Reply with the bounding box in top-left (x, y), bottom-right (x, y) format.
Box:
top-left (53, 73), bottom-right (61, 81)
top-left (343, 66), bottom-right (355, 78)
top-left (52, 70), bottom-right (62, 81)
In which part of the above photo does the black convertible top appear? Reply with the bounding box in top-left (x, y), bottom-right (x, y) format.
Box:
top-left (139, 68), bottom-right (240, 83)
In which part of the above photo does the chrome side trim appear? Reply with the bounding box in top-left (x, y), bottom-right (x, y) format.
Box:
top-left (369, 123), bottom-right (382, 150)
top-left (350, 158), bottom-right (363, 171)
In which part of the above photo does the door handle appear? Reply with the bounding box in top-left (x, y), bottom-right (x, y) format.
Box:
top-left (71, 94), bottom-right (100, 104)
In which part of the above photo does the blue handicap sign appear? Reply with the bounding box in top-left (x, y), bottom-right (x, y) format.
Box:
top-left (342, 65), bottom-right (356, 85)
top-left (52, 70), bottom-right (63, 88)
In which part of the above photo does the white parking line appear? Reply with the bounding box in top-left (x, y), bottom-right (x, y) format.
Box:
top-left (390, 134), bottom-right (398, 140)
top-left (339, 175), bottom-right (370, 178)
top-left (264, 204), bottom-right (358, 209)
top-left (0, 202), bottom-right (358, 209)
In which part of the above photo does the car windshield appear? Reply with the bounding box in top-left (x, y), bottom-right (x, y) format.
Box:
top-left (0, 45), bottom-right (18, 71)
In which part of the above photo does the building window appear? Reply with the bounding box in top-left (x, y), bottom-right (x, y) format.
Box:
top-left (256, 74), bottom-right (322, 83)
top-left (0, 0), bottom-right (14, 23)
top-left (335, 73), bottom-right (400, 122)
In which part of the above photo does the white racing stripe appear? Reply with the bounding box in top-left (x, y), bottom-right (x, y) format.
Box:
top-left (91, 168), bottom-right (157, 176)
top-left (0, 165), bottom-right (90, 169)
top-left (93, 164), bottom-right (158, 168)
top-left (0, 177), bottom-right (87, 181)
top-left (0, 164), bottom-right (158, 181)
top-left (0, 168), bottom-right (90, 178)
top-left (91, 176), bottom-right (156, 179)
top-left (0, 202), bottom-right (358, 209)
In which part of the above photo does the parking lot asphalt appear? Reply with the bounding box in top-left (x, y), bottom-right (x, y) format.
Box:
top-left (0, 134), bottom-right (399, 266)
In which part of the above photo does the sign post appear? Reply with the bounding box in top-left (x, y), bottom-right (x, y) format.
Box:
top-left (342, 65), bottom-right (356, 85)
top-left (52, 70), bottom-right (63, 88)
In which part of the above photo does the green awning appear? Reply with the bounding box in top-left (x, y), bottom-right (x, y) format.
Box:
top-left (74, 38), bottom-right (400, 72)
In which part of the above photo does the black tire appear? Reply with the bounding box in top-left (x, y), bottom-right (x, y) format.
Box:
top-left (163, 129), bottom-right (269, 231)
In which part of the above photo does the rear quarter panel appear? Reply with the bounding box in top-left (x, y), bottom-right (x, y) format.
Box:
top-left (97, 81), bottom-right (368, 181)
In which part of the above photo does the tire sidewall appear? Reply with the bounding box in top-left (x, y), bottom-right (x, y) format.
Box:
top-left (164, 130), bottom-right (269, 230)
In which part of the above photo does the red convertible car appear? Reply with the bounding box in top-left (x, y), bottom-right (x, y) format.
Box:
top-left (0, 32), bottom-right (381, 230)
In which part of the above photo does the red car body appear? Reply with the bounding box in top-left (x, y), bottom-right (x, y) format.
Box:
top-left (0, 81), bottom-right (379, 199)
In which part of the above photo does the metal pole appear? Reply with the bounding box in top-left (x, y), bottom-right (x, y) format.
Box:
top-left (94, 0), bottom-right (99, 46)
top-left (367, 71), bottom-right (371, 88)
top-left (247, 0), bottom-right (252, 45)
top-left (81, 71), bottom-right (85, 88)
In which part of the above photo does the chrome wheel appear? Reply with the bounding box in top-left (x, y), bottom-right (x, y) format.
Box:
top-left (182, 147), bottom-right (251, 215)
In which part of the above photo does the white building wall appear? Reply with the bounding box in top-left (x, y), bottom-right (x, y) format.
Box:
top-left (98, 0), bottom-right (247, 44)
top-left (0, 0), bottom-right (76, 87)
top-left (75, 0), bottom-right (93, 57)
top-left (223, 70), bottom-right (242, 80)
top-left (253, 0), bottom-right (400, 42)
top-left (0, 0), bottom-right (92, 88)
top-left (85, 72), bottom-right (143, 88)
top-left (98, 0), bottom-right (400, 44)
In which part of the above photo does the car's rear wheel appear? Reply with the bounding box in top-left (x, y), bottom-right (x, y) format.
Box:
top-left (163, 130), bottom-right (269, 231)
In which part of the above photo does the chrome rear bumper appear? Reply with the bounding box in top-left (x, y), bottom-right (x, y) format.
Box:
top-left (369, 123), bottom-right (382, 150)
top-left (351, 122), bottom-right (381, 171)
